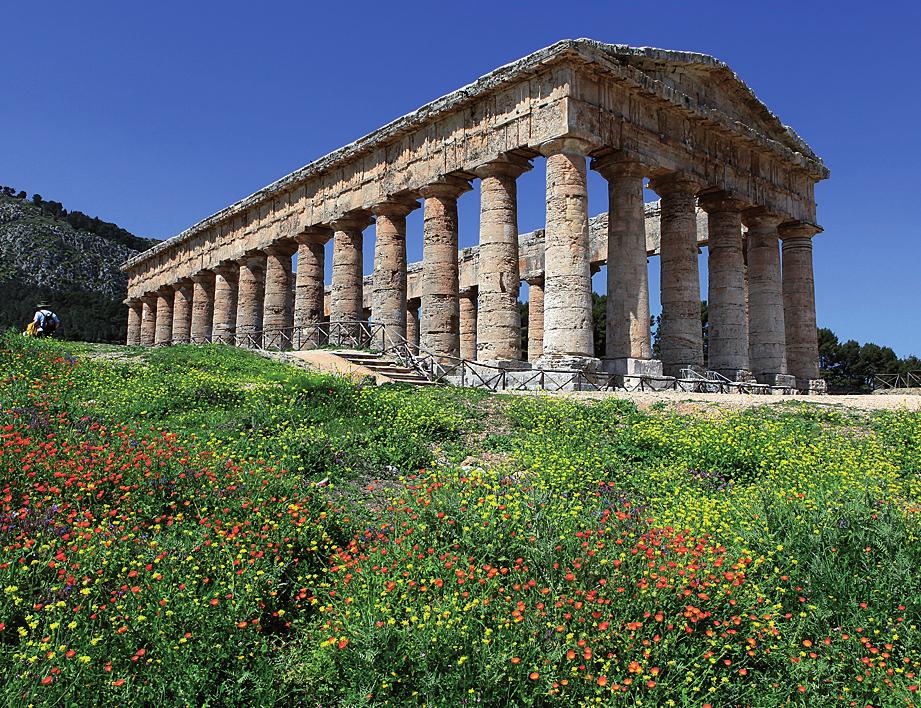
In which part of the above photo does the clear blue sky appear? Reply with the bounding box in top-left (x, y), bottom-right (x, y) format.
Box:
top-left (4, 1), bottom-right (919, 356)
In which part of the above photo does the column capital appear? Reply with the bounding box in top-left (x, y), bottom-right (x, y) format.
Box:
top-left (524, 274), bottom-right (544, 287)
top-left (173, 278), bottom-right (193, 291)
top-left (213, 260), bottom-right (239, 277)
top-left (156, 284), bottom-right (174, 296)
top-left (141, 292), bottom-right (158, 303)
top-left (742, 208), bottom-right (785, 231)
top-left (266, 241), bottom-right (298, 258)
top-left (473, 152), bottom-right (532, 180)
top-left (371, 197), bottom-right (419, 218)
top-left (779, 221), bottom-right (822, 240)
top-left (538, 136), bottom-right (598, 158)
top-left (330, 211), bottom-right (373, 232)
top-left (419, 175), bottom-right (473, 200)
top-left (295, 226), bottom-right (332, 245)
top-left (191, 270), bottom-right (216, 284)
top-left (236, 250), bottom-right (266, 268)
top-left (697, 191), bottom-right (749, 214)
top-left (647, 172), bottom-right (705, 197)
top-left (124, 297), bottom-right (141, 307)
top-left (590, 152), bottom-right (647, 180)
top-left (459, 285), bottom-right (478, 297)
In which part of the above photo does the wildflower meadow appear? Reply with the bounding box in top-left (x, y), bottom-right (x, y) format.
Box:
top-left (0, 332), bottom-right (918, 706)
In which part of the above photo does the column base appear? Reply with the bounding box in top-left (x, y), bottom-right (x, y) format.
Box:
top-left (475, 359), bottom-right (532, 370)
top-left (713, 368), bottom-right (757, 383)
top-left (536, 354), bottom-right (601, 373)
top-left (601, 358), bottom-right (663, 377)
top-left (757, 373), bottom-right (797, 388)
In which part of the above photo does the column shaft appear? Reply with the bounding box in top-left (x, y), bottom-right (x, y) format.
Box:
top-left (190, 272), bottom-right (215, 343)
top-left (475, 155), bottom-right (529, 362)
top-left (527, 280), bottom-right (544, 362)
top-left (745, 213), bottom-right (787, 382)
top-left (406, 300), bottom-right (420, 354)
top-left (650, 176), bottom-right (703, 376)
top-left (154, 288), bottom-right (173, 345)
top-left (126, 300), bottom-right (142, 346)
top-left (140, 297), bottom-right (156, 346)
top-left (781, 227), bottom-right (821, 388)
top-left (294, 232), bottom-right (327, 347)
top-left (421, 182), bottom-right (468, 357)
top-left (459, 290), bottom-right (477, 361)
top-left (373, 202), bottom-right (415, 346)
top-left (701, 195), bottom-right (749, 376)
top-left (212, 265), bottom-right (238, 344)
top-left (595, 158), bottom-right (651, 360)
top-left (330, 217), bottom-right (367, 344)
top-left (540, 142), bottom-right (595, 364)
top-left (263, 245), bottom-right (295, 349)
top-left (235, 254), bottom-right (266, 346)
top-left (171, 282), bottom-right (193, 344)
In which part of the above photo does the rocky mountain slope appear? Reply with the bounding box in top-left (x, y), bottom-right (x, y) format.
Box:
top-left (0, 194), bottom-right (158, 341)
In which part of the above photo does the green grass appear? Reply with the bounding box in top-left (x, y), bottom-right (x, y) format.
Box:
top-left (0, 333), bottom-right (919, 706)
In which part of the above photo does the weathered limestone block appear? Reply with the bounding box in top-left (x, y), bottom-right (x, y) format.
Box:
top-left (780, 223), bottom-right (821, 389)
top-left (171, 280), bottom-right (193, 344)
top-left (372, 199), bottom-right (417, 346)
top-left (212, 262), bottom-right (238, 344)
top-left (154, 287), bottom-right (174, 346)
top-left (420, 178), bottom-right (471, 357)
top-left (235, 253), bottom-right (265, 345)
top-left (700, 193), bottom-right (750, 378)
top-left (125, 299), bottom-right (142, 346)
top-left (538, 139), bottom-right (596, 369)
top-left (526, 277), bottom-right (544, 362)
top-left (190, 271), bottom-right (216, 342)
top-left (263, 243), bottom-right (296, 348)
top-left (459, 288), bottom-right (477, 361)
top-left (294, 229), bottom-right (329, 344)
top-left (140, 295), bottom-right (157, 346)
top-left (743, 210), bottom-right (787, 383)
top-left (474, 154), bottom-right (530, 363)
top-left (593, 155), bottom-right (652, 360)
top-left (649, 174), bottom-right (704, 376)
top-left (330, 215), bottom-right (370, 327)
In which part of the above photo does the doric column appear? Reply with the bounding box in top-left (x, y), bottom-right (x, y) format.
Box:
top-left (538, 139), bottom-right (596, 368)
top-left (459, 288), bottom-right (477, 361)
top-left (406, 299), bottom-right (420, 354)
top-left (473, 153), bottom-right (531, 363)
top-left (372, 199), bottom-right (418, 346)
top-left (190, 271), bottom-right (215, 343)
top-left (420, 177), bottom-right (471, 357)
top-left (125, 299), bottom-right (142, 346)
top-left (743, 210), bottom-right (788, 384)
top-left (140, 295), bottom-right (157, 347)
top-left (592, 155), bottom-right (652, 361)
top-left (330, 214), bottom-right (370, 336)
top-left (154, 286), bottom-right (174, 346)
top-left (648, 174), bottom-right (704, 376)
top-left (294, 228), bottom-right (330, 347)
top-left (171, 279), bottom-right (193, 344)
top-left (263, 242), bottom-right (296, 349)
top-left (212, 262), bottom-right (238, 344)
top-left (699, 192), bottom-right (750, 379)
top-left (526, 277), bottom-right (544, 363)
top-left (780, 222), bottom-right (823, 391)
top-left (235, 252), bottom-right (266, 347)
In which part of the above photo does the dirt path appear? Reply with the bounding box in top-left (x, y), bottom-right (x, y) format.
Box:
top-left (509, 389), bottom-right (921, 413)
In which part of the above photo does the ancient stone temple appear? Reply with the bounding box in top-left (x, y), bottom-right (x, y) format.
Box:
top-left (122, 39), bottom-right (829, 392)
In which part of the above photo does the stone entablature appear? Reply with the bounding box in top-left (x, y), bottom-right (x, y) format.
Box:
top-left (123, 39), bottom-right (825, 299)
top-left (123, 38), bottom-right (828, 391)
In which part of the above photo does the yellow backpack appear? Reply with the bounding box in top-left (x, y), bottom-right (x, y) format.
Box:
top-left (25, 321), bottom-right (38, 337)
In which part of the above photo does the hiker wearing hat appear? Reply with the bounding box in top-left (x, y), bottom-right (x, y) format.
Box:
top-left (26, 303), bottom-right (61, 337)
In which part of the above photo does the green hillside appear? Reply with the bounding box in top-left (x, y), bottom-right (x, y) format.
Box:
top-left (0, 190), bottom-right (158, 341)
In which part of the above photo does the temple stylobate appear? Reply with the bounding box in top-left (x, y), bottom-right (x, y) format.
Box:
top-left (122, 39), bottom-right (829, 392)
